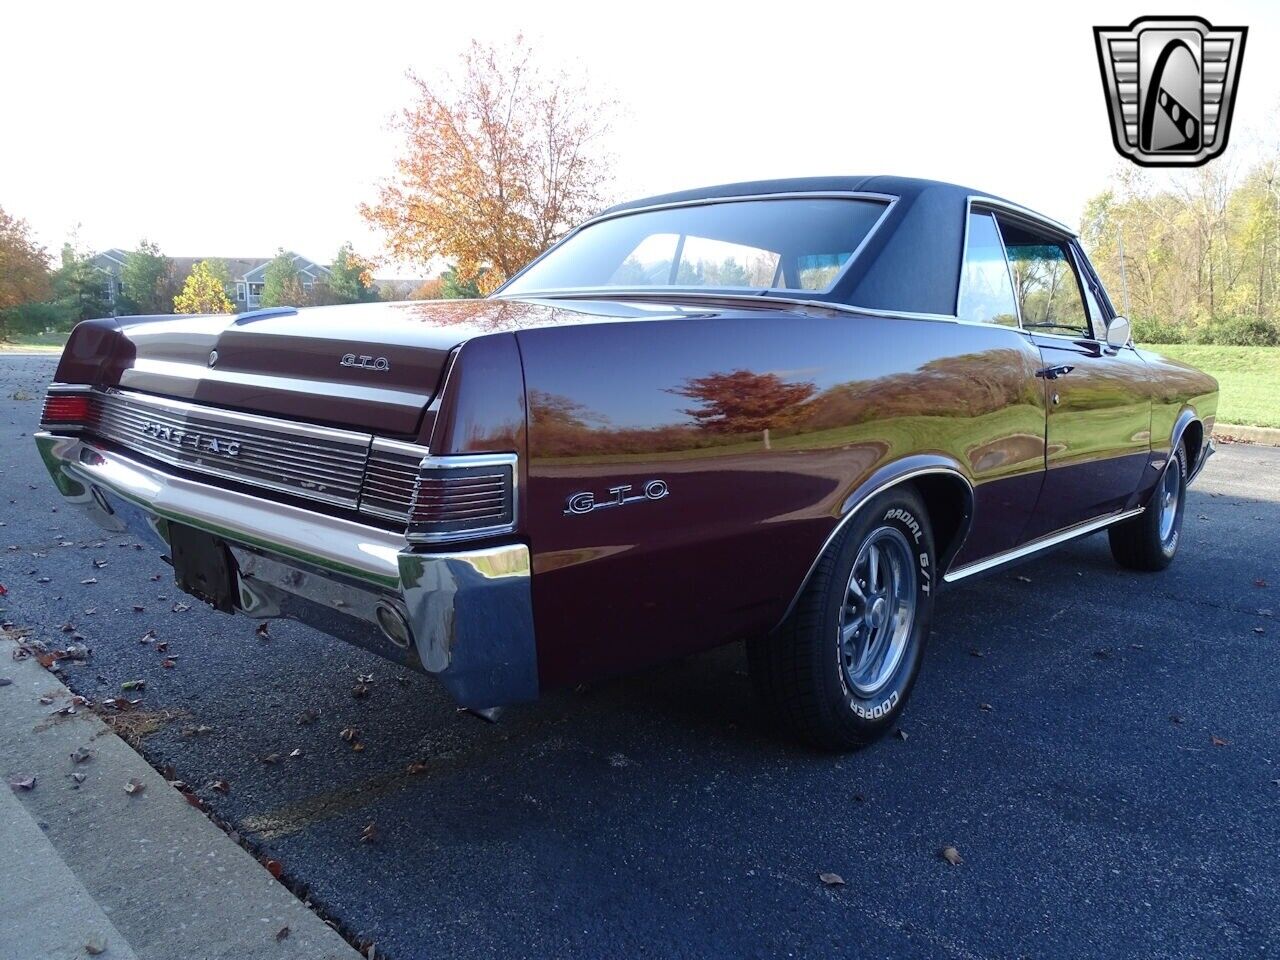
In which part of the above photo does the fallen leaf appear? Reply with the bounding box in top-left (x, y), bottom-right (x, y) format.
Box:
top-left (209, 779), bottom-right (230, 794)
top-left (70, 746), bottom-right (92, 764)
top-left (818, 872), bottom-right (845, 886)
top-left (352, 682), bottom-right (370, 699)
top-left (123, 778), bottom-right (145, 795)
top-left (296, 708), bottom-right (319, 725)
top-left (9, 775), bottom-right (35, 791)
top-left (1254, 627), bottom-right (1266, 635)
top-left (978, 702), bottom-right (993, 711)
top-left (360, 821), bottom-right (377, 843)
top-left (71, 772), bottom-right (86, 785)
top-left (121, 679), bottom-right (145, 691)
top-left (894, 728), bottom-right (908, 741)
top-left (92, 558), bottom-right (107, 569)
top-left (260, 753), bottom-right (280, 765)
top-left (0, 677), bottom-right (11, 686)
top-left (941, 845), bottom-right (964, 866)
top-left (255, 622), bottom-right (270, 640)
top-left (85, 937), bottom-right (107, 955)
top-left (172, 602), bottom-right (189, 613)
top-left (265, 859), bottom-right (283, 878)
top-left (352, 742), bottom-right (365, 752)
top-left (406, 760), bottom-right (428, 775)
top-left (968, 648), bottom-right (985, 658)
top-left (275, 926), bottom-right (290, 942)
top-left (80, 578), bottom-right (98, 585)
top-left (1211, 735), bottom-right (1229, 747)
top-left (1170, 714), bottom-right (1184, 724)
top-left (1255, 579), bottom-right (1269, 588)
top-left (38, 695), bottom-right (54, 705)
top-left (289, 747), bottom-right (303, 758)
top-left (161, 658), bottom-right (175, 669)
top-left (132, 605), bottom-right (145, 612)
top-left (154, 642), bottom-right (168, 653)
top-left (340, 726), bottom-right (359, 742)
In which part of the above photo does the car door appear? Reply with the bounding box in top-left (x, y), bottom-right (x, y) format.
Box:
top-left (995, 216), bottom-right (1151, 539)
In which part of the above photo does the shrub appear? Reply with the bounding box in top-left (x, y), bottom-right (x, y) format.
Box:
top-left (0, 300), bottom-right (73, 339)
top-left (1193, 316), bottom-right (1280, 347)
top-left (1130, 315), bottom-right (1189, 344)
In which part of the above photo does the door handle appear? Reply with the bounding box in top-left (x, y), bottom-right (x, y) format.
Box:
top-left (1036, 364), bottom-right (1075, 380)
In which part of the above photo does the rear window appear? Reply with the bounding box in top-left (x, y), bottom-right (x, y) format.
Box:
top-left (500, 197), bottom-right (889, 296)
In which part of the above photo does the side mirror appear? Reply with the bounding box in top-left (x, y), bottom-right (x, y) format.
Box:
top-left (1105, 314), bottom-right (1131, 350)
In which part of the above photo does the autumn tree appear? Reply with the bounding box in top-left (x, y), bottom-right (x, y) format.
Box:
top-left (174, 259), bottom-right (234, 314)
top-left (0, 205), bottom-right (51, 311)
top-left (119, 240), bottom-right (175, 315)
top-left (260, 250), bottom-right (308, 307)
top-left (669, 370), bottom-right (817, 435)
top-left (317, 243), bottom-right (379, 304)
top-left (362, 35), bottom-right (616, 294)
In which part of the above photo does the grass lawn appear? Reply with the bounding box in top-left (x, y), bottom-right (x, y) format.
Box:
top-left (0, 330), bottom-right (70, 352)
top-left (1151, 344), bottom-right (1280, 429)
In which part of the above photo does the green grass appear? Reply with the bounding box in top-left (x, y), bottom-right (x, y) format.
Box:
top-left (1148, 344), bottom-right (1280, 429)
top-left (0, 330), bottom-right (70, 352)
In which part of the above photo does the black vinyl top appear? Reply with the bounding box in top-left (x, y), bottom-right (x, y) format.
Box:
top-left (600, 176), bottom-right (1071, 317)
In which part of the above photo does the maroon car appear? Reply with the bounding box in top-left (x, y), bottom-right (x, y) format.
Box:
top-left (36, 176), bottom-right (1217, 749)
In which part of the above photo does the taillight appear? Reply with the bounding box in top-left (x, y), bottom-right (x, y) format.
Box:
top-left (405, 453), bottom-right (517, 544)
top-left (40, 389), bottom-right (93, 429)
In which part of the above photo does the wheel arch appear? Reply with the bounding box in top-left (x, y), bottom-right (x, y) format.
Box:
top-left (1169, 408), bottom-right (1205, 477)
top-left (774, 456), bottom-right (974, 631)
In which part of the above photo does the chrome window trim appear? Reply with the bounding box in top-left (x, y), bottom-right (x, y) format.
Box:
top-left (405, 451), bottom-right (520, 545)
top-left (492, 191), bottom-right (899, 300)
top-left (944, 506), bottom-right (1144, 582)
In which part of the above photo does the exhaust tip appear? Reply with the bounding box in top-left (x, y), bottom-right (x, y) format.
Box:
top-left (375, 601), bottom-right (414, 650)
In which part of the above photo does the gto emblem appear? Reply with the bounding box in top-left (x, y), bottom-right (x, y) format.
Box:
top-left (143, 421), bottom-right (241, 458)
top-left (340, 353), bottom-right (391, 372)
top-left (565, 479), bottom-right (669, 515)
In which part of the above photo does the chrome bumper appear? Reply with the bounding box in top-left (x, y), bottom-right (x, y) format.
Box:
top-left (35, 432), bottom-right (537, 708)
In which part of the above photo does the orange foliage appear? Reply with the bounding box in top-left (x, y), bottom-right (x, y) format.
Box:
top-left (411, 277), bottom-right (444, 300)
top-left (0, 205), bottom-right (51, 309)
top-left (362, 36), bottom-right (616, 294)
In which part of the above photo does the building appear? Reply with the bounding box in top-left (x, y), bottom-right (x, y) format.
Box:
top-left (89, 250), bottom-right (331, 314)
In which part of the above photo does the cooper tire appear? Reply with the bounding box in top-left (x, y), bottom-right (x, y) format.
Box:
top-left (1109, 442), bottom-right (1188, 572)
top-left (749, 486), bottom-right (935, 751)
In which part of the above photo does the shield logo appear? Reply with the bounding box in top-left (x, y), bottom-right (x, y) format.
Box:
top-left (1094, 16), bottom-right (1247, 167)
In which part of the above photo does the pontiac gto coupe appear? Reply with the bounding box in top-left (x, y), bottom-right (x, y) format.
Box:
top-left (37, 176), bottom-right (1217, 749)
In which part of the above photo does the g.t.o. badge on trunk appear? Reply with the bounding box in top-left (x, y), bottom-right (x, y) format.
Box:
top-left (1094, 16), bottom-right (1247, 167)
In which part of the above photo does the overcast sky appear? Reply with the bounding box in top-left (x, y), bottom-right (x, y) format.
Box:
top-left (3, 1), bottom-right (1276, 273)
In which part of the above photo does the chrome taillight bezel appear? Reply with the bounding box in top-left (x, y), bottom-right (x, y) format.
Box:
top-left (39, 384), bottom-right (94, 431)
top-left (404, 452), bottom-right (518, 545)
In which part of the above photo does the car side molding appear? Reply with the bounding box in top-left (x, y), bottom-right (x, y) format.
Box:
top-left (775, 462), bottom-right (974, 631)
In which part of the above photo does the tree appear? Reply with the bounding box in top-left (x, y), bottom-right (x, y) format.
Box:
top-left (410, 277), bottom-right (444, 300)
top-left (317, 243), bottom-right (379, 304)
top-left (362, 35), bottom-right (616, 294)
top-left (119, 240), bottom-right (175, 315)
top-left (51, 242), bottom-right (110, 325)
top-left (0, 205), bottom-right (51, 311)
top-left (439, 265), bottom-right (482, 299)
top-left (259, 250), bottom-right (308, 307)
top-left (174, 259), bottom-right (234, 314)
top-left (669, 370), bottom-right (817, 434)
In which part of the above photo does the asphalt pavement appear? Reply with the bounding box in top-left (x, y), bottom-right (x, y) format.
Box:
top-left (2, 353), bottom-right (1278, 960)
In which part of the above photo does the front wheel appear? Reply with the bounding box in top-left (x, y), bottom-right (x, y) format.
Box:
top-left (1109, 443), bottom-right (1187, 571)
top-left (749, 487), bottom-right (935, 750)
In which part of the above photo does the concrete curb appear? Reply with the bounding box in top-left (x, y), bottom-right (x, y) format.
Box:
top-left (1214, 423), bottom-right (1280, 447)
top-left (0, 635), bottom-right (363, 960)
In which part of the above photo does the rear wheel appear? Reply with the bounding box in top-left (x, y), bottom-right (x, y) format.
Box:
top-left (749, 487), bottom-right (935, 750)
top-left (1109, 442), bottom-right (1187, 571)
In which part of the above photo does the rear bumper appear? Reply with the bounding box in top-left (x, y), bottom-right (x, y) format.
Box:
top-left (35, 432), bottom-right (537, 709)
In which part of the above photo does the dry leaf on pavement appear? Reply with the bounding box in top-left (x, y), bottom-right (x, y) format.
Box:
top-left (9, 775), bottom-right (36, 791)
top-left (123, 778), bottom-right (145, 795)
top-left (941, 846), bottom-right (963, 866)
top-left (360, 821), bottom-right (377, 843)
top-left (818, 872), bottom-right (845, 886)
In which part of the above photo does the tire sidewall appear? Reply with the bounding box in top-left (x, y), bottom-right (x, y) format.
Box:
top-left (1157, 444), bottom-right (1189, 560)
top-left (818, 489), bottom-right (935, 738)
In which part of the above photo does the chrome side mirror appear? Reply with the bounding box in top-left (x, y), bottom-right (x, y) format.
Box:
top-left (1105, 314), bottom-right (1131, 350)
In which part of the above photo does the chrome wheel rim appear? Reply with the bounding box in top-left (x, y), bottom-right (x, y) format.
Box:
top-left (1158, 460), bottom-right (1181, 544)
top-left (839, 526), bottom-right (917, 697)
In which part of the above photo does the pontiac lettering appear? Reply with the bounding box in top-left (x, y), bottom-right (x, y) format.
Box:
top-left (143, 421), bottom-right (241, 458)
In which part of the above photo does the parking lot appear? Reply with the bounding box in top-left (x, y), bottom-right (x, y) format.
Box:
top-left (2, 352), bottom-right (1277, 960)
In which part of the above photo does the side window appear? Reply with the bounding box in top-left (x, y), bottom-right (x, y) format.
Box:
top-left (958, 212), bottom-right (1019, 326)
top-left (997, 218), bottom-right (1091, 339)
top-left (1072, 246), bottom-right (1110, 339)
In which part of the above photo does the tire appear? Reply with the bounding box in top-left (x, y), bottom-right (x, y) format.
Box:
top-left (748, 486), bottom-right (935, 751)
top-left (1109, 442), bottom-right (1188, 571)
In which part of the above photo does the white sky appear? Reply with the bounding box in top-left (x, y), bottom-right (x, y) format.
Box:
top-left (3, 1), bottom-right (1277, 273)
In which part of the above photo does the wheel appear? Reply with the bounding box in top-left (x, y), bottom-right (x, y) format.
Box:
top-left (748, 486), bottom-right (935, 750)
top-left (1109, 442), bottom-right (1188, 571)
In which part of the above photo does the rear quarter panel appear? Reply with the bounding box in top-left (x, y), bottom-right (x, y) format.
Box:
top-left (515, 311), bottom-right (1047, 690)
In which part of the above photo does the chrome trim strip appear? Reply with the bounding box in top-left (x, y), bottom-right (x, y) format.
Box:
top-left (967, 194), bottom-right (1075, 237)
top-left (108, 388), bottom-right (373, 446)
top-left (776, 466), bottom-right (975, 629)
top-left (493, 190), bottom-right (898, 299)
top-left (35, 432), bottom-right (403, 588)
top-left (943, 507), bottom-right (1144, 583)
top-left (370, 437), bottom-right (431, 460)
